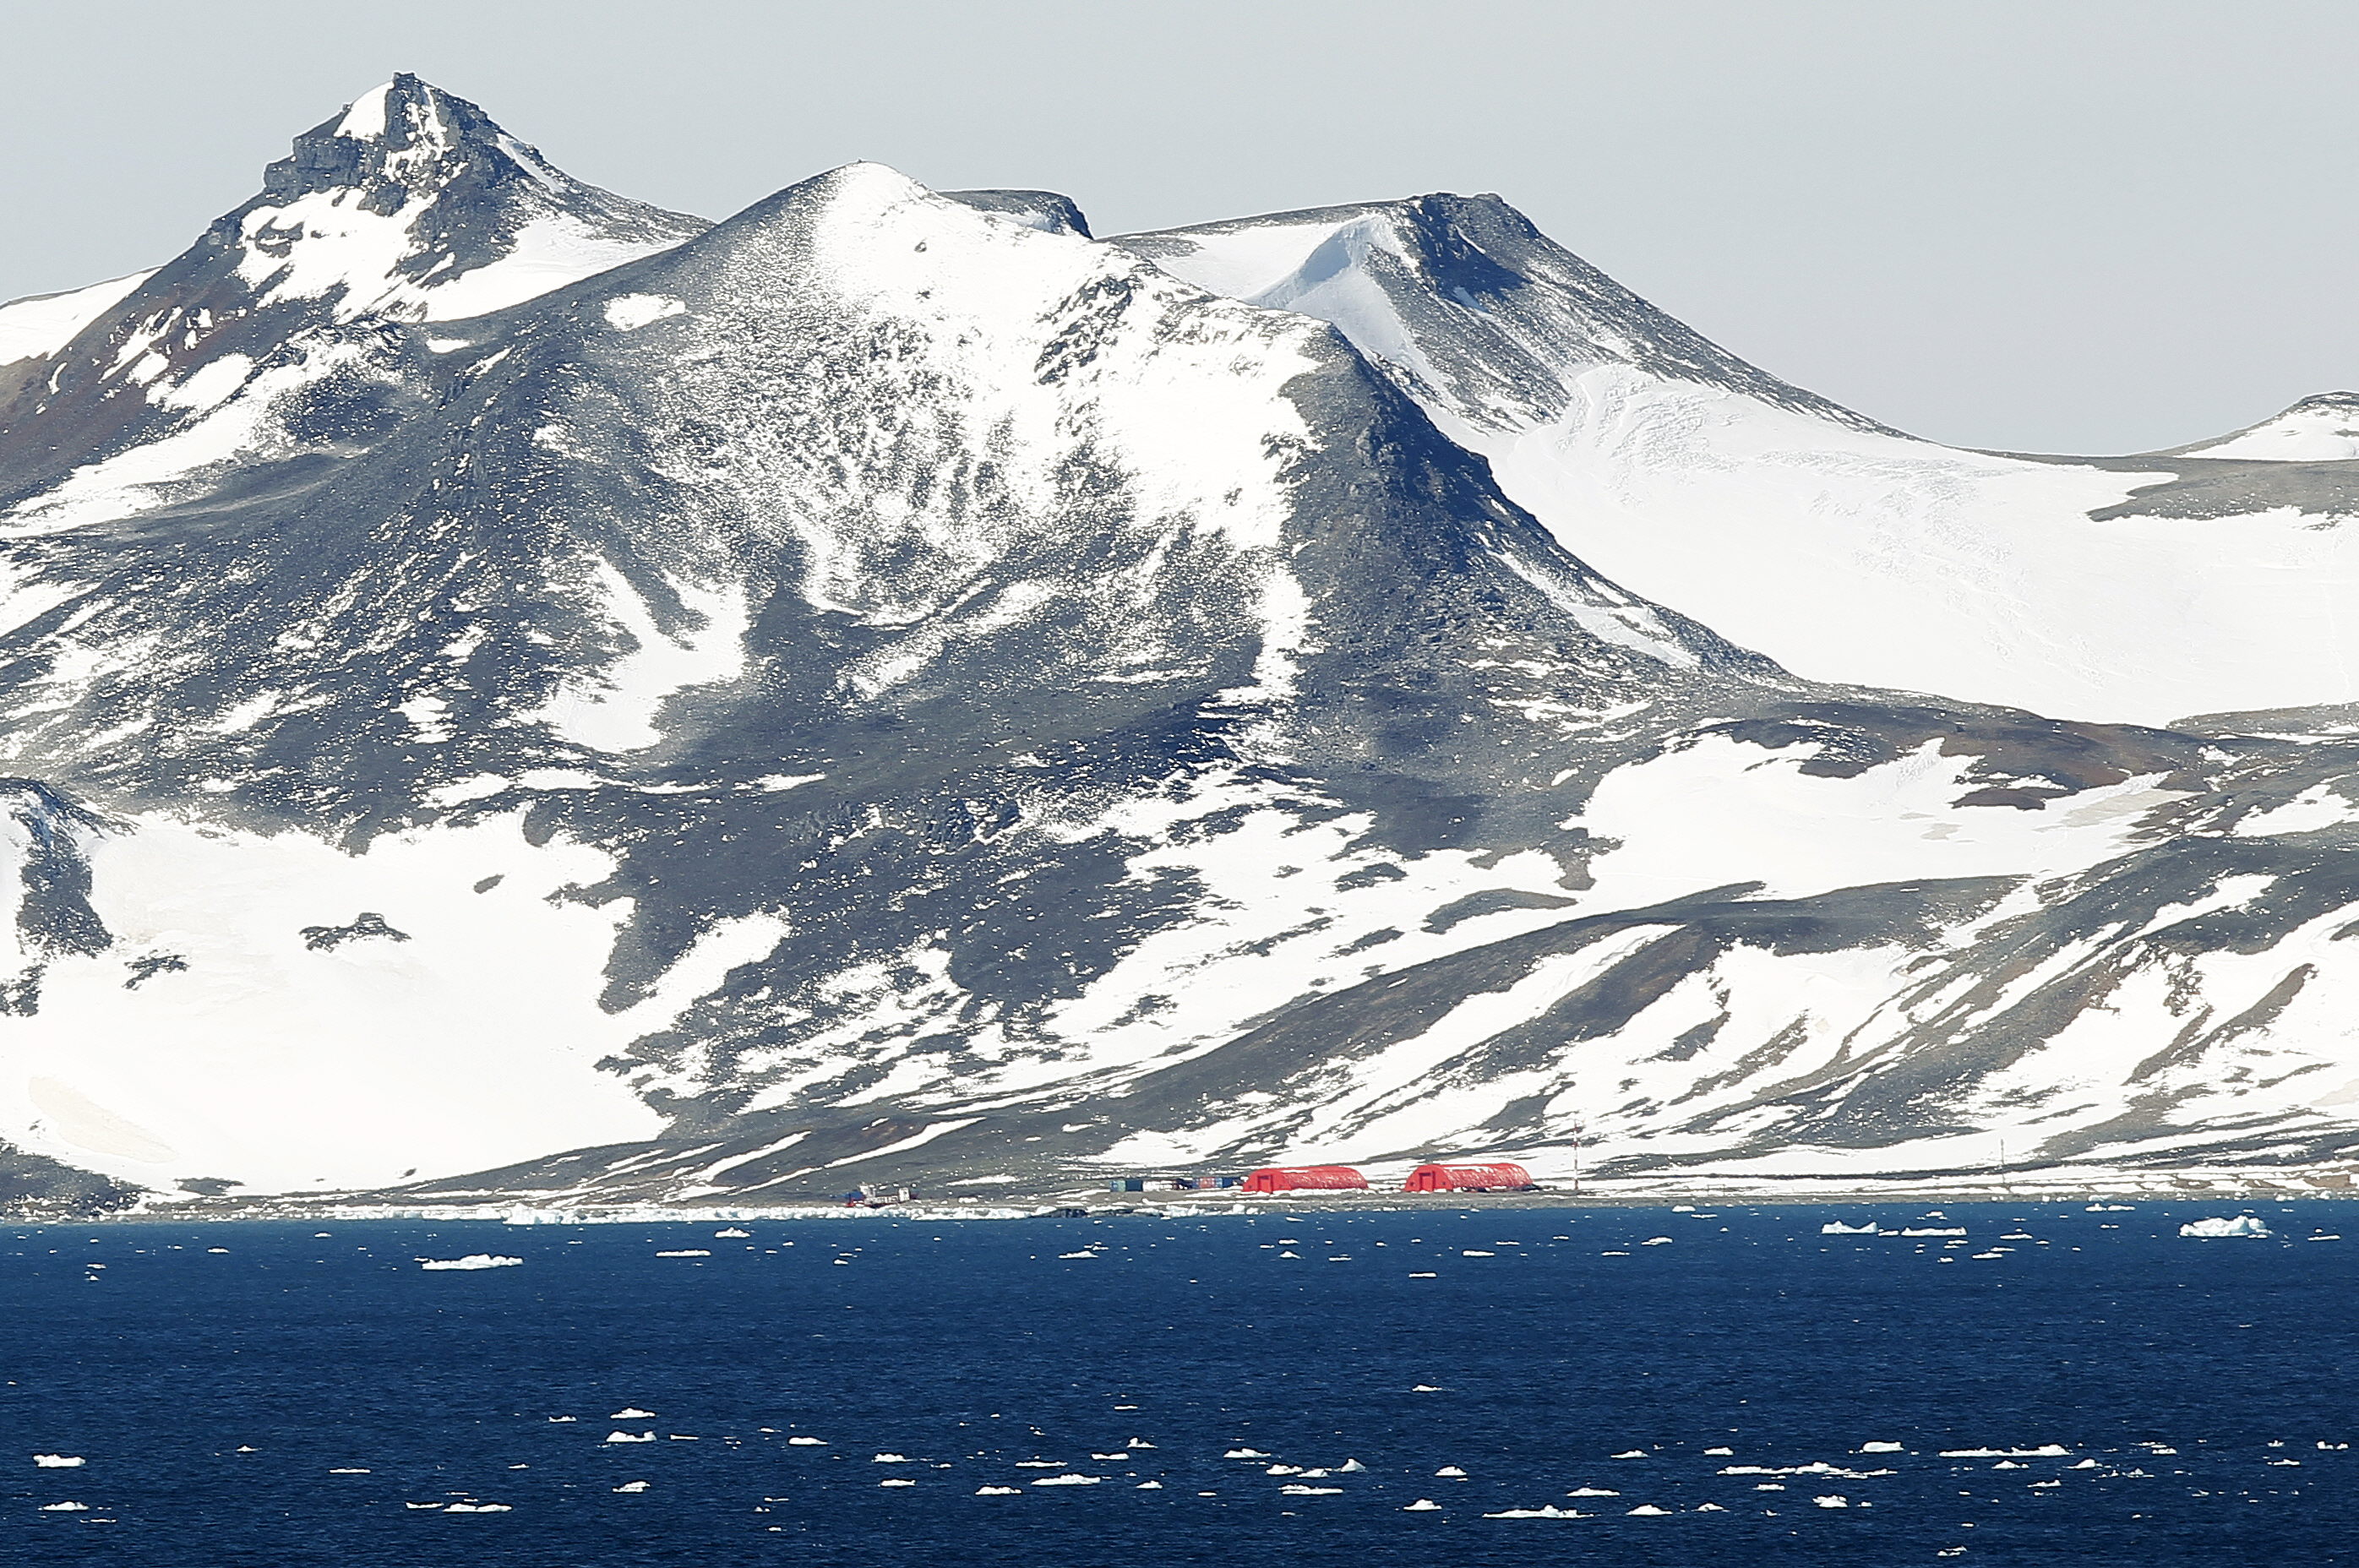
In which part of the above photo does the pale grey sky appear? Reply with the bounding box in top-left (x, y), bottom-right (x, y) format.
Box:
top-left (3, 0), bottom-right (2352, 455)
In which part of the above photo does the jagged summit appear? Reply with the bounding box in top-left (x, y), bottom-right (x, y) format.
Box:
top-left (0, 75), bottom-right (709, 524)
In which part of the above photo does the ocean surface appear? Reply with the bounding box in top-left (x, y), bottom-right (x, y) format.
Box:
top-left (5, 1200), bottom-right (2356, 1565)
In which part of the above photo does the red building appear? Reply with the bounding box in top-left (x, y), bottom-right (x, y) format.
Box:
top-left (1402, 1161), bottom-right (1535, 1192)
top-left (1240, 1165), bottom-right (1370, 1193)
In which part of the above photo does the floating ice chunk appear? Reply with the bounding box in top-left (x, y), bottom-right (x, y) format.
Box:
top-left (419, 1255), bottom-right (521, 1271)
top-left (874, 1454), bottom-right (913, 1463)
top-left (1566, 1487), bottom-right (1619, 1496)
top-left (39, 1501), bottom-right (89, 1511)
top-left (655, 1250), bottom-right (712, 1258)
top-left (1409, 1271), bottom-right (1438, 1278)
top-left (1436, 1466), bottom-right (1468, 1478)
top-left (207, 1249), bottom-right (229, 1255)
top-left (1610, 1450), bottom-right (1648, 1460)
top-left (32, 1455), bottom-right (84, 1467)
top-left (1461, 1250), bottom-right (1494, 1257)
top-left (548, 1416), bottom-right (578, 1424)
top-left (406, 1502), bottom-right (444, 1510)
top-left (1940, 1445), bottom-right (2071, 1457)
top-left (1337, 1459), bottom-right (1366, 1472)
top-left (1058, 1251), bottom-right (1098, 1260)
top-left (613, 1481), bottom-right (649, 1493)
top-left (1703, 1447), bottom-right (1734, 1456)
top-left (2069, 1458), bottom-right (2100, 1469)
top-left (1031, 1474), bottom-right (1102, 1486)
top-left (2180, 1217), bottom-right (2272, 1239)
top-left (1822, 1222), bottom-right (1878, 1234)
top-left (1224, 1448), bottom-right (1269, 1459)
top-left (1411, 1384), bottom-right (1445, 1392)
top-left (1486, 1504), bottom-right (1586, 1517)
top-left (328, 1467), bottom-right (369, 1474)
top-left (1627, 1504), bottom-right (1671, 1515)
top-left (1640, 1237), bottom-right (1673, 1246)
top-left (1278, 1250), bottom-right (1300, 1259)
top-left (880, 1478), bottom-right (917, 1487)
top-left (1280, 1484), bottom-right (1343, 1495)
top-left (1264, 1464), bottom-right (1301, 1475)
top-left (1136, 1480), bottom-right (1163, 1489)
top-left (444, 1502), bottom-right (512, 1512)
top-left (1696, 1502), bottom-right (1728, 1511)
top-left (604, 1431), bottom-right (656, 1444)
top-left (787, 1437), bottom-right (826, 1446)
top-left (1860, 1442), bottom-right (1904, 1453)
top-left (975, 1485), bottom-right (1021, 1495)
top-left (1402, 1499), bottom-right (1441, 1511)
top-left (612, 1408), bottom-right (656, 1419)
top-left (2309, 1234), bottom-right (2341, 1242)
top-left (1814, 1495), bottom-right (1850, 1509)
top-left (1901, 1228), bottom-right (1966, 1238)
top-left (715, 1228), bottom-right (751, 1239)
top-left (1014, 1461), bottom-right (1067, 1468)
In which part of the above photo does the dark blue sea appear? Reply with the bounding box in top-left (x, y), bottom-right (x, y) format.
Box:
top-left (5, 1200), bottom-right (2355, 1565)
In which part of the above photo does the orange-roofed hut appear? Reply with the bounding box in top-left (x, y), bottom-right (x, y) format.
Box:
top-left (1402, 1161), bottom-right (1536, 1193)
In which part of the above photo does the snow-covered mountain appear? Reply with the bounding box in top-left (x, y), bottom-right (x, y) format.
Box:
top-left (1122, 199), bottom-right (2359, 726)
top-left (4, 80), bottom-right (2359, 1211)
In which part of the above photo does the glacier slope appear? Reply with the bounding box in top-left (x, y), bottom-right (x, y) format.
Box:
top-left (1121, 198), bottom-right (2359, 726)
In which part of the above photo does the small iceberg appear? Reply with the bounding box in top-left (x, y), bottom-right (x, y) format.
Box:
top-left (873, 1453), bottom-right (913, 1463)
top-left (1279, 1484), bottom-right (1343, 1495)
top-left (604, 1431), bottom-right (656, 1445)
top-left (879, 1478), bottom-right (916, 1487)
top-left (975, 1485), bottom-right (1021, 1495)
top-left (1610, 1450), bottom-right (1648, 1460)
top-left (655, 1250), bottom-right (711, 1258)
top-left (1223, 1448), bottom-right (1269, 1459)
top-left (1900, 1228), bottom-right (1965, 1238)
top-left (1136, 1480), bottom-right (1163, 1489)
top-left (787, 1436), bottom-right (825, 1446)
top-left (1057, 1251), bottom-right (1098, 1260)
top-left (444, 1502), bottom-right (511, 1513)
top-left (328, 1467), bottom-right (370, 1475)
top-left (1566, 1487), bottom-right (1619, 1497)
top-left (611, 1408), bottom-right (656, 1419)
top-left (1814, 1495), bottom-right (1850, 1509)
top-left (1626, 1504), bottom-right (1670, 1516)
top-left (1031, 1474), bottom-right (1102, 1486)
top-left (1435, 1466), bottom-right (1468, 1478)
top-left (1486, 1504), bottom-right (1585, 1518)
top-left (1859, 1442), bottom-right (1904, 1453)
top-left (39, 1501), bottom-right (89, 1512)
top-left (714, 1228), bottom-right (751, 1239)
top-left (32, 1455), bottom-right (84, 1468)
top-left (1822, 1222), bottom-right (1878, 1234)
top-left (613, 1481), bottom-right (649, 1493)
top-left (1402, 1499), bottom-right (1441, 1511)
top-left (419, 1255), bottom-right (521, 1271)
top-left (2180, 1217), bottom-right (2272, 1239)
top-left (1640, 1237), bottom-right (1673, 1246)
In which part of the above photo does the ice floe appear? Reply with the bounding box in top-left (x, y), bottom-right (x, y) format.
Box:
top-left (32, 1455), bottom-right (84, 1467)
top-left (2180, 1217), bottom-right (2272, 1239)
top-left (1402, 1499), bottom-right (1441, 1511)
top-left (654, 1249), bottom-right (712, 1258)
top-left (418, 1254), bottom-right (521, 1271)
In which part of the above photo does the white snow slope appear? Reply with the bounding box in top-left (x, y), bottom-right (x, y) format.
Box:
top-left (1125, 204), bottom-right (2359, 727)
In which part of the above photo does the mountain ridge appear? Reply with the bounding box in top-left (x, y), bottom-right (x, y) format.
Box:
top-left (4, 80), bottom-right (2359, 1213)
